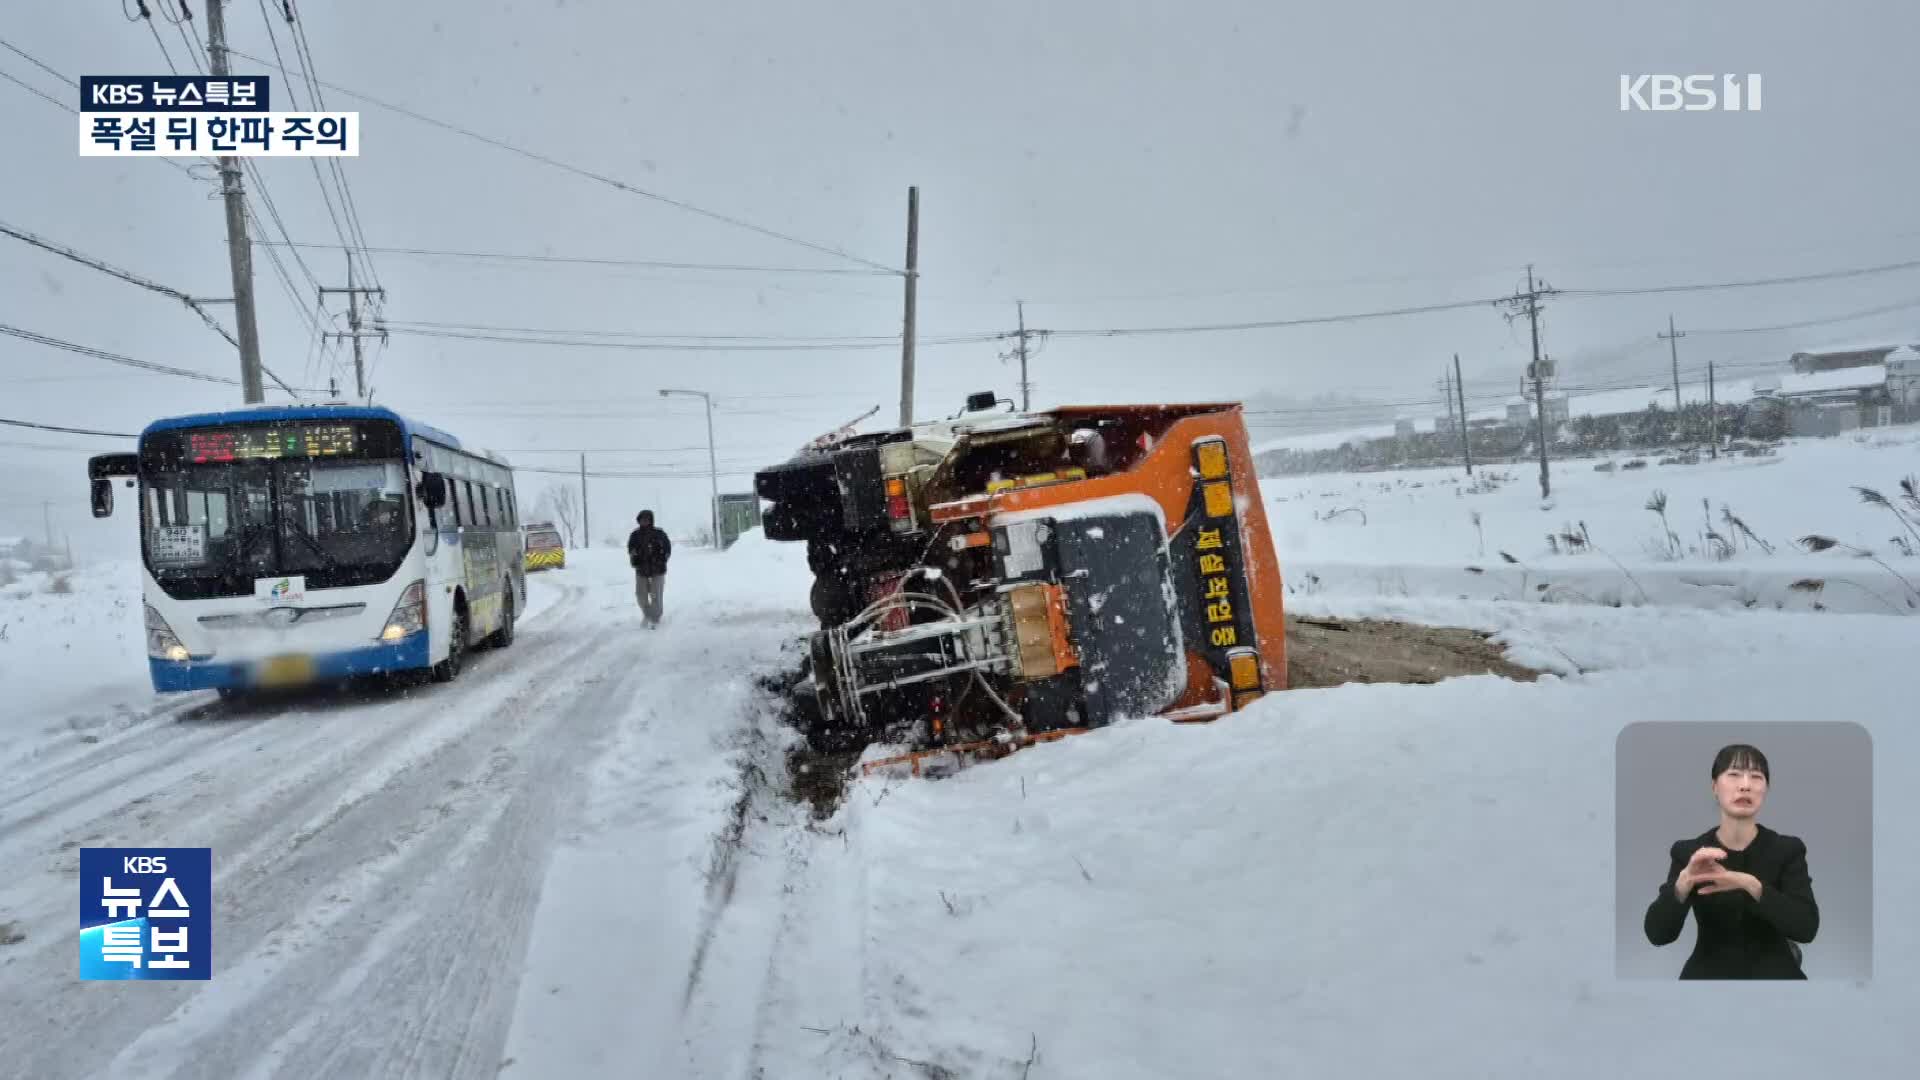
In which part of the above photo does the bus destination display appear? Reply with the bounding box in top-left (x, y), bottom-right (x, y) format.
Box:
top-left (187, 423), bottom-right (358, 463)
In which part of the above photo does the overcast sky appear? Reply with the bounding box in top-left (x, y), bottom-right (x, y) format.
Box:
top-left (5, 0), bottom-right (1919, 552)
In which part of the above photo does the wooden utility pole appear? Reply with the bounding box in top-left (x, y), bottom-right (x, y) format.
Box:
top-left (1016, 301), bottom-right (1031, 411)
top-left (204, 0), bottom-right (265, 403)
top-left (1454, 352), bottom-right (1473, 475)
top-left (579, 453), bottom-right (590, 549)
top-left (898, 186), bottom-right (920, 427)
top-left (321, 256), bottom-right (384, 401)
top-left (1707, 359), bottom-right (1719, 459)
top-left (1659, 315), bottom-right (1685, 412)
top-left (1502, 265), bottom-right (1556, 500)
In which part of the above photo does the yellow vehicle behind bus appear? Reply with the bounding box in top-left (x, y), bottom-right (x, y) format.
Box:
top-left (522, 522), bottom-right (565, 571)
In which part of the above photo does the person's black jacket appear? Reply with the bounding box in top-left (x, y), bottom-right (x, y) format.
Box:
top-left (1643, 823), bottom-right (1818, 979)
top-left (627, 525), bottom-right (671, 576)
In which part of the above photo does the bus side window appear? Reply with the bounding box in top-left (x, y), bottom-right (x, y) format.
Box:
top-left (449, 479), bottom-right (464, 527)
top-left (464, 481), bottom-right (478, 527)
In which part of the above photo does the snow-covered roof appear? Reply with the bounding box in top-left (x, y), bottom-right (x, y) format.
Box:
top-left (1791, 339), bottom-right (1913, 357)
top-left (1767, 365), bottom-right (1887, 397)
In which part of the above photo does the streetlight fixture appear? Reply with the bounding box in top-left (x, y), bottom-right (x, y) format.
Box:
top-left (659, 387), bottom-right (721, 549)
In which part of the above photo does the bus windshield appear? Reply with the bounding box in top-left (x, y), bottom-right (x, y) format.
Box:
top-left (139, 420), bottom-right (415, 599)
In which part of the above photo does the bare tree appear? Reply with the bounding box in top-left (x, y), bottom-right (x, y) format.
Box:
top-left (547, 484), bottom-right (580, 548)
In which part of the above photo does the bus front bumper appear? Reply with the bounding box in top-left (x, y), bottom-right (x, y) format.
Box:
top-left (149, 633), bottom-right (433, 693)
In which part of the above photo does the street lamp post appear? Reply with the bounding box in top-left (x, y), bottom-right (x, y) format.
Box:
top-left (660, 387), bottom-right (721, 549)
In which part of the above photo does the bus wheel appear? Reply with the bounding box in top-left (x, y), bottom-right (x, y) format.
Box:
top-left (433, 603), bottom-right (468, 683)
top-left (490, 582), bottom-right (516, 649)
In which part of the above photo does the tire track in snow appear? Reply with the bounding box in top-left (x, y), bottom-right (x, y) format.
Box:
top-left (0, 582), bottom-right (591, 942)
top-left (106, 629), bottom-right (633, 1080)
top-left (0, 582), bottom-right (601, 1080)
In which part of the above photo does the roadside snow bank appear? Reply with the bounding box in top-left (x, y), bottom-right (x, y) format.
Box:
top-left (761, 604), bottom-right (1918, 1079)
top-left (1266, 433), bottom-right (1920, 615)
top-left (0, 561), bottom-right (156, 752)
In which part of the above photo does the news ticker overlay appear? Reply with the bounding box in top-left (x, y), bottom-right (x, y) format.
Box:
top-left (79, 848), bottom-right (212, 980)
top-left (77, 75), bottom-right (357, 157)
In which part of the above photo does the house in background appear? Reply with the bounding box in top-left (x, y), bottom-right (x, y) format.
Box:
top-left (1788, 343), bottom-right (1912, 374)
top-left (1751, 363), bottom-right (1895, 437)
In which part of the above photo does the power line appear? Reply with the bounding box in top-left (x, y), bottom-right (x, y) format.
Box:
top-left (1685, 297), bottom-right (1920, 335)
top-left (0, 220), bottom-right (238, 346)
top-left (0, 219), bottom-right (309, 396)
top-left (281, 2), bottom-right (383, 293)
top-left (380, 325), bottom-right (1005, 353)
top-left (253, 240), bottom-right (897, 277)
top-left (0, 416), bottom-right (137, 439)
top-left (1041, 295), bottom-right (1511, 339)
top-left (0, 36), bottom-right (70, 83)
top-left (1557, 257), bottom-right (1920, 300)
top-left (223, 46), bottom-right (901, 275)
top-left (378, 317), bottom-right (941, 344)
top-left (0, 323), bottom-right (323, 393)
top-left (0, 37), bottom-right (217, 186)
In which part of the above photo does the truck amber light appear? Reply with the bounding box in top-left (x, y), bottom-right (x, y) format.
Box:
top-left (884, 476), bottom-right (906, 497)
top-left (1203, 480), bottom-right (1233, 518)
top-left (1229, 651), bottom-right (1261, 690)
top-left (1196, 440), bottom-right (1229, 479)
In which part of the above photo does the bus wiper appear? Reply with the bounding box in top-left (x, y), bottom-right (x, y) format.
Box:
top-left (280, 517), bottom-right (343, 572)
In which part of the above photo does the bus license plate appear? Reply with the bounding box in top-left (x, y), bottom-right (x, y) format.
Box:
top-left (256, 654), bottom-right (314, 687)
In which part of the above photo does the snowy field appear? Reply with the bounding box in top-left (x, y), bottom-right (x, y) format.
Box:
top-left (1, 494), bottom-right (1915, 1077)
top-left (1264, 430), bottom-right (1920, 614)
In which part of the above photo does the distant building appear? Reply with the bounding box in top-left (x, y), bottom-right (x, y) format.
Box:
top-left (1433, 412), bottom-right (1457, 435)
top-left (1505, 398), bottom-right (1532, 425)
top-left (1789, 344), bottom-right (1911, 374)
top-left (1751, 364), bottom-right (1893, 436)
top-left (1393, 417), bottom-right (1416, 439)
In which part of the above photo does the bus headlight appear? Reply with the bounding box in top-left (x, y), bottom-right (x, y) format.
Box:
top-left (144, 604), bottom-right (190, 662)
top-left (380, 580), bottom-right (426, 641)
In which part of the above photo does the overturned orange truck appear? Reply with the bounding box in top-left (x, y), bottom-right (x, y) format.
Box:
top-left (755, 393), bottom-right (1287, 764)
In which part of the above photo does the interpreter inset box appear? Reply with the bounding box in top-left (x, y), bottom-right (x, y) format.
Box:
top-left (1614, 721), bottom-right (1871, 981)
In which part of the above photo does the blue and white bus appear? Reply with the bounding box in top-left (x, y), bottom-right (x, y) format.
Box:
top-left (87, 404), bottom-right (526, 694)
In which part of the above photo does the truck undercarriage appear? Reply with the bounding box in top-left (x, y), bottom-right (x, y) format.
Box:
top-left (755, 394), bottom-right (1289, 766)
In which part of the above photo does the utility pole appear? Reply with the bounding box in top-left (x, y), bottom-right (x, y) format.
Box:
top-left (1707, 359), bottom-right (1719, 459)
top-left (1454, 352), bottom-right (1473, 475)
top-left (1659, 315), bottom-right (1685, 412)
top-left (1502, 265), bottom-right (1557, 500)
top-left (204, 0), bottom-right (265, 403)
top-left (898, 186), bottom-right (919, 427)
top-left (1016, 301), bottom-right (1031, 411)
top-left (320, 256), bottom-right (385, 401)
top-left (42, 500), bottom-right (54, 550)
top-left (661, 388), bottom-right (721, 548)
top-left (579, 453), bottom-right (589, 549)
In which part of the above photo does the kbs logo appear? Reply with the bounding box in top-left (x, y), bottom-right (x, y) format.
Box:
top-left (79, 847), bottom-right (212, 980)
top-left (1620, 74), bottom-right (1763, 112)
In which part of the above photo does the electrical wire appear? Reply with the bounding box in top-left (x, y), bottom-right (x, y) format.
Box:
top-left (222, 45), bottom-right (901, 275)
top-left (0, 220), bottom-right (239, 347)
top-left (380, 325), bottom-right (1003, 353)
top-left (253, 240), bottom-right (897, 277)
top-left (0, 323), bottom-right (324, 394)
top-left (0, 416), bottom-right (137, 439)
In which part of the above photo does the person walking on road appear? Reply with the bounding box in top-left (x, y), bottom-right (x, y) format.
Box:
top-left (627, 510), bottom-right (672, 628)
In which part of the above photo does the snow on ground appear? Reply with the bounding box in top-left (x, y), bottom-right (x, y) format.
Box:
top-left (5, 497), bottom-right (1917, 1077)
top-left (749, 600), bottom-right (1919, 1080)
top-left (1265, 430), bottom-right (1920, 614)
top-left (0, 562), bottom-right (160, 770)
top-left (0, 538), bottom-right (815, 1079)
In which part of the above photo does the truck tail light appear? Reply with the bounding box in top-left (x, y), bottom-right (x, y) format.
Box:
top-left (885, 476), bottom-right (913, 531)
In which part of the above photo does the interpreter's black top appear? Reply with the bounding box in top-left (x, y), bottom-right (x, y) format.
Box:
top-left (1643, 823), bottom-right (1819, 979)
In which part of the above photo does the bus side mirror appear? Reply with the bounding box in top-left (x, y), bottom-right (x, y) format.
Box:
top-left (965, 391), bottom-right (997, 412)
top-left (90, 478), bottom-right (114, 518)
top-left (418, 472), bottom-right (448, 509)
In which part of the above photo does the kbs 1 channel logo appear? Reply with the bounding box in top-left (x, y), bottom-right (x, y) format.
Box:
top-left (78, 75), bottom-right (357, 157)
top-left (78, 848), bottom-right (212, 981)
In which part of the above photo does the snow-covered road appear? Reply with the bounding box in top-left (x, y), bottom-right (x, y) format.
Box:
top-left (0, 544), bottom-right (813, 1080)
